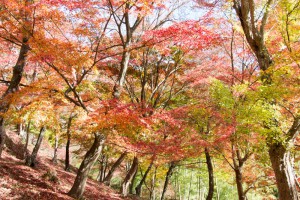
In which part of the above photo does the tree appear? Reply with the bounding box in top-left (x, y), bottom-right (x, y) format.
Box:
top-left (0, 0), bottom-right (34, 157)
top-left (68, 132), bottom-right (106, 198)
top-left (232, 1), bottom-right (299, 199)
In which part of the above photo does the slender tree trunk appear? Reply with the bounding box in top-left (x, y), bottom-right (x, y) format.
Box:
top-left (102, 151), bottom-right (127, 185)
top-left (234, 167), bottom-right (245, 200)
top-left (198, 176), bottom-right (201, 200)
top-left (52, 134), bottom-right (59, 164)
top-left (97, 154), bottom-right (106, 182)
top-left (150, 166), bottom-right (157, 200)
top-left (65, 114), bottom-right (73, 171)
top-left (135, 161), bottom-right (154, 196)
top-left (103, 155), bottom-right (108, 178)
top-left (188, 171), bottom-right (193, 200)
top-left (17, 123), bottom-right (24, 136)
top-left (121, 156), bottom-right (138, 197)
top-left (68, 133), bottom-right (105, 199)
top-left (215, 176), bottom-right (220, 200)
top-left (129, 166), bottom-right (138, 194)
top-left (113, 50), bottom-right (131, 98)
top-left (231, 145), bottom-right (248, 200)
top-left (65, 133), bottom-right (71, 171)
top-left (205, 148), bottom-right (214, 200)
top-left (24, 121), bottom-right (31, 158)
top-left (96, 155), bottom-right (102, 181)
top-left (25, 127), bottom-right (46, 167)
top-left (269, 143), bottom-right (299, 200)
top-left (0, 119), bottom-right (6, 158)
top-left (161, 161), bottom-right (176, 200)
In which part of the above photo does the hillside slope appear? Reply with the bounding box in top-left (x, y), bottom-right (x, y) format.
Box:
top-left (0, 131), bottom-right (129, 200)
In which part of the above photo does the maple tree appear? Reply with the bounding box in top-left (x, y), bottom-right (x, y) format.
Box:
top-left (0, 0), bottom-right (300, 199)
top-left (230, 1), bottom-right (300, 199)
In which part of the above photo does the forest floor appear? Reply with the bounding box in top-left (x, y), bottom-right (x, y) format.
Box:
top-left (0, 130), bottom-right (133, 200)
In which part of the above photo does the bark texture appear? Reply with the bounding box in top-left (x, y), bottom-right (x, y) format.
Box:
top-left (233, 0), bottom-right (273, 72)
top-left (234, 167), bottom-right (245, 200)
top-left (269, 143), bottom-right (299, 200)
top-left (68, 133), bottom-right (105, 199)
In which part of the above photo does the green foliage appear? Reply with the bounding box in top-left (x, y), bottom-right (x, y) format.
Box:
top-left (210, 79), bottom-right (235, 110)
top-left (42, 169), bottom-right (59, 183)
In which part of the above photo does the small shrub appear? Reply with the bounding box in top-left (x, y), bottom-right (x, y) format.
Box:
top-left (42, 169), bottom-right (59, 183)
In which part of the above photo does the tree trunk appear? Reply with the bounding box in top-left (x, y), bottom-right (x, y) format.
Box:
top-left (65, 134), bottom-right (71, 171)
top-left (68, 133), bottom-right (105, 199)
top-left (113, 50), bottom-right (131, 98)
top-left (121, 156), bottom-right (138, 197)
top-left (161, 161), bottom-right (176, 200)
top-left (205, 148), bottom-right (214, 200)
top-left (150, 166), bottom-right (157, 200)
top-left (17, 123), bottom-right (26, 137)
top-left (52, 134), bottom-right (59, 164)
top-left (0, 37), bottom-right (30, 158)
top-left (25, 127), bottom-right (46, 167)
top-left (269, 143), bottom-right (299, 200)
top-left (65, 115), bottom-right (73, 171)
top-left (188, 171), bottom-right (193, 200)
top-left (0, 119), bottom-right (6, 158)
top-left (135, 161), bottom-right (153, 196)
top-left (129, 166), bottom-right (138, 194)
top-left (97, 154), bottom-right (106, 182)
top-left (102, 151), bottom-right (127, 185)
top-left (234, 167), bottom-right (245, 200)
top-left (103, 155), bottom-right (108, 179)
top-left (24, 121), bottom-right (31, 158)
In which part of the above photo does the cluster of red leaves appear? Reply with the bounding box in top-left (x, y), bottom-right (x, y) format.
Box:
top-left (143, 20), bottom-right (221, 55)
